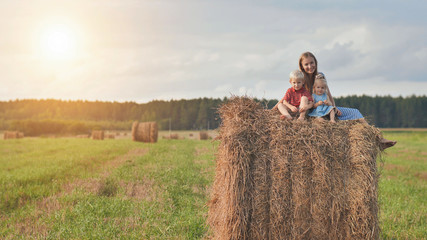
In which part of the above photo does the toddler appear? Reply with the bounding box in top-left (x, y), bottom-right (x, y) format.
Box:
top-left (277, 70), bottom-right (313, 120)
top-left (308, 74), bottom-right (336, 122)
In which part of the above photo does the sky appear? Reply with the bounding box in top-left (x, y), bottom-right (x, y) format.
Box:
top-left (1, 0), bottom-right (426, 103)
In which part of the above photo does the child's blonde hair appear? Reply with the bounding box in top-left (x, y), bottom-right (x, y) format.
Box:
top-left (313, 73), bottom-right (328, 93)
top-left (289, 70), bottom-right (305, 81)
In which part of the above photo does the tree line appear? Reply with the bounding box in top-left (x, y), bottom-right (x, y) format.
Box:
top-left (0, 95), bottom-right (426, 136)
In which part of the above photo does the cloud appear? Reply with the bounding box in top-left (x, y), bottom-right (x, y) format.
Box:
top-left (215, 84), bottom-right (233, 93)
top-left (330, 77), bottom-right (427, 97)
top-left (0, 0), bottom-right (426, 102)
top-left (304, 20), bottom-right (427, 91)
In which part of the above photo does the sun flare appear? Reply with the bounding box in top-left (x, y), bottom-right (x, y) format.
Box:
top-left (37, 23), bottom-right (80, 61)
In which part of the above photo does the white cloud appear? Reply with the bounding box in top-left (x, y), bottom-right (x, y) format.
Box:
top-left (238, 86), bottom-right (253, 96)
top-left (330, 77), bottom-right (427, 98)
top-left (215, 84), bottom-right (233, 93)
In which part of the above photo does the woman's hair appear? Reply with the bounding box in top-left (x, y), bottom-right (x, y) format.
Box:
top-left (313, 73), bottom-right (328, 93)
top-left (298, 52), bottom-right (318, 92)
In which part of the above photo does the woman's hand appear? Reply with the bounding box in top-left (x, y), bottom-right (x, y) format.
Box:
top-left (336, 108), bottom-right (342, 116)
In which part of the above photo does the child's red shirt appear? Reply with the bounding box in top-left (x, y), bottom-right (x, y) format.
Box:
top-left (281, 87), bottom-right (313, 107)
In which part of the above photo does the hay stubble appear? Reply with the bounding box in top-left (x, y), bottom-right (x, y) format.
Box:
top-left (208, 97), bottom-right (383, 240)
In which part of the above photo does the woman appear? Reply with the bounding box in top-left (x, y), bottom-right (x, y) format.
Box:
top-left (298, 51), bottom-right (396, 149)
top-left (299, 52), bottom-right (363, 120)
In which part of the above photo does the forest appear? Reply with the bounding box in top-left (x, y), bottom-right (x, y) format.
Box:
top-left (0, 95), bottom-right (426, 136)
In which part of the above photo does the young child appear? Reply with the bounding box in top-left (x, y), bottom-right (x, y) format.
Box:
top-left (308, 74), bottom-right (336, 123)
top-left (277, 70), bottom-right (313, 120)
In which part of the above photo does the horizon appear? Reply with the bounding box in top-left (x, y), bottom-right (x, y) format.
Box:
top-left (1, 0), bottom-right (426, 103)
top-left (2, 93), bottom-right (426, 105)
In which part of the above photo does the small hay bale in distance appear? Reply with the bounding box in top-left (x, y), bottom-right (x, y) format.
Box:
top-left (4, 131), bottom-right (17, 139)
top-left (91, 130), bottom-right (104, 140)
top-left (131, 121), bottom-right (158, 143)
top-left (208, 96), bottom-right (383, 240)
top-left (76, 134), bottom-right (89, 138)
top-left (169, 133), bottom-right (179, 139)
top-left (3, 131), bottom-right (24, 139)
top-left (199, 131), bottom-right (208, 140)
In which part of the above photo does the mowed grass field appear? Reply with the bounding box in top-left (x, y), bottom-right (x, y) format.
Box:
top-left (378, 130), bottom-right (426, 239)
top-left (0, 130), bottom-right (426, 239)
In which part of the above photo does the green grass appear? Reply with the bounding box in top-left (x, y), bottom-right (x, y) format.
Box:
top-left (0, 131), bottom-right (425, 239)
top-left (379, 131), bottom-right (427, 239)
top-left (0, 138), bottom-right (215, 239)
top-left (0, 138), bottom-right (141, 213)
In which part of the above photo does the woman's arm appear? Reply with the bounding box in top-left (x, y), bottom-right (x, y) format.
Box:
top-left (326, 85), bottom-right (335, 106)
top-left (325, 95), bottom-right (333, 106)
top-left (326, 84), bottom-right (342, 115)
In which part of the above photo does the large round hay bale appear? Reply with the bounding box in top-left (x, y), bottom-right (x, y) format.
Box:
top-left (208, 97), bottom-right (383, 240)
top-left (131, 121), bottom-right (139, 141)
top-left (91, 130), bottom-right (104, 140)
top-left (150, 123), bottom-right (158, 142)
top-left (199, 131), bottom-right (208, 140)
top-left (131, 121), bottom-right (158, 143)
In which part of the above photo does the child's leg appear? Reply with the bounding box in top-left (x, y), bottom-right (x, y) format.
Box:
top-left (277, 103), bottom-right (292, 119)
top-left (330, 108), bottom-right (336, 123)
top-left (297, 96), bottom-right (309, 120)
